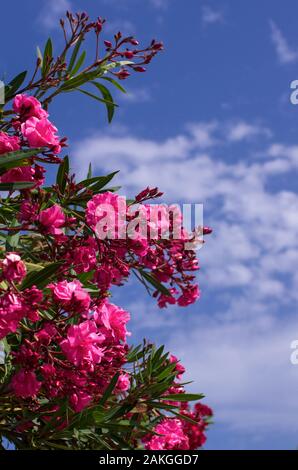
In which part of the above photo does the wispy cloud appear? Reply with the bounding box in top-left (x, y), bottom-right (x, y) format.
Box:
top-left (227, 121), bottom-right (272, 142)
top-left (150, 0), bottom-right (169, 9)
top-left (120, 88), bottom-right (152, 103)
top-left (38, 0), bottom-right (71, 30)
top-left (72, 120), bottom-right (298, 446)
top-left (202, 5), bottom-right (224, 26)
top-left (270, 20), bottom-right (298, 64)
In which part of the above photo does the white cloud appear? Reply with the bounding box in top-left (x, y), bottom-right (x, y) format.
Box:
top-left (120, 88), bottom-right (152, 103)
top-left (38, 0), bottom-right (71, 29)
top-left (73, 121), bottom-right (298, 445)
top-left (170, 313), bottom-right (298, 435)
top-left (270, 20), bottom-right (298, 64)
top-left (227, 121), bottom-right (272, 142)
top-left (150, 0), bottom-right (169, 9)
top-left (202, 6), bottom-right (224, 26)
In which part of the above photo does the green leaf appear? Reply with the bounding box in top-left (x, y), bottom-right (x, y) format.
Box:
top-left (0, 148), bottom-right (44, 170)
top-left (138, 270), bottom-right (171, 296)
top-left (56, 155), bottom-right (69, 193)
top-left (103, 60), bottom-right (134, 71)
top-left (5, 71), bottom-right (27, 100)
top-left (91, 82), bottom-right (116, 122)
top-left (126, 345), bottom-right (142, 363)
top-left (160, 393), bottom-right (205, 402)
top-left (6, 219), bottom-right (20, 250)
top-left (70, 51), bottom-right (86, 77)
top-left (21, 262), bottom-right (62, 290)
top-left (60, 69), bottom-right (101, 91)
top-left (77, 88), bottom-right (118, 121)
top-left (79, 171), bottom-right (119, 191)
top-left (42, 38), bottom-right (53, 77)
top-left (98, 373), bottom-right (120, 407)
top-left (0, 182), bottom-right (35, 191)
top-left (67, 34), bottom-right (84, 73)
top-left (87, 162), bottom-right (92, 179)
top-left (101, 76), bottom-right (127, 93)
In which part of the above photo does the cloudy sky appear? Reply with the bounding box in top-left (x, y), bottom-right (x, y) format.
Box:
top-left (2, 0), bottom-right (298, 449)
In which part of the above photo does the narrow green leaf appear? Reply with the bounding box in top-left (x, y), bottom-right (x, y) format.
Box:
top-left (0, 148), bottom-right (44, 170)
top-left (67, 34), bottom-right (84, 73)
top-left (5, 71), bottom-right (27, 100)
top-left (92, 82), bottom-right (116, 122)
top-left (160, 393), bottom-right (205, 402)
top-left (98, 373), bottom-right (120, 407)
top-left (56, 155), bottom-right (69, 193)
top-left (138, 270), bottom-right (171, 296)
top-left (21, 262), bottom-right (62, 290)
top-left (87, 162), bottom-right (92, 179)
top-left (102, 76), bottom-right (127, 93)
top-left (70, 50), bottom-right (86, 77)
top-left (0, 182), bottom-right (35, 191)
top-left (42, 38), bottom-right (53, 77)
top-left (79, 171), bottom-right (119, 191)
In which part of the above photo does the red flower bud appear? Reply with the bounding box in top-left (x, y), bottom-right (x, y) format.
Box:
top-left (115, 68), bottom-right (131, 80)
top-left (124, 50), bottom-right (134, 59)
top-left (104, 40), bottom-right (112, 49)
top-left (203, 226), bottom-right (212, 235)
top-left (130, 38), bottom-right (139, 46)
top-left (134, 66), bottom-right (146, 72)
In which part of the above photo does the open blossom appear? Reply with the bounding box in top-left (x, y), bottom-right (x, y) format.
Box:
top-left (94, 301), bottom-right (130, 342)
top-left (144, 418), bottom-right (189, 450)
top-left (11, 369), bottom-right (41, 398)
top-left (0, 132), bottom-right (19, 155)
top-left (177, 285), bottom-right (200, 306)
top-left (1, 253), bottom-right (27, 283)
top-left (0, 132), bottom-right (20, 154)
top-left (49, 279), bottom-right (91, 313)
top-left (169, 355), bottom-right (185, 379)
top-left (13, 94), bottom-right (48, 120)
top-left (39, 204), bottom-right (65, 235)
top-left (60, 320), bottom-right (104, 366)
top-left (179, 403), bottom-right (213, 449)
top-left (21, 117), bottom-right (61, 153)
top-left (70, 391), bottom-right (92, 412)
top-left (86, 191), bottom-right (127, 236)
top-left (116, 373), bottom-right (130, 392)
top-left (0, 164), bottom-right (45, 187)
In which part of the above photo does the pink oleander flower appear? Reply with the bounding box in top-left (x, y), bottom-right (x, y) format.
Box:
top-left (0, 166), bottom-right (38, 187)
top-left (39, 204), bottom-right (65, 235)
top-left (86, 191), bottom-right (127, 238)
top-left (13, 94), bottom-right (48, 120)
top-left (21, 117), bottom-right (61, 153)
top-left (0, 132), bottom-right (20, 154)
top-left (144, 418), bottom-right (189, 450)
top-left (116, 373), bottom-right (130, 392)
top-left (72, 245), bottom-right (97, 274)
top-left (11, 369), bottom-right (41, 398)
top-left (60, 320), bottom-right (104, 366)
top-left (70, 391), bottom-right (92, 412)
top-left (35, 323), bottom-right (57, 345)
top-left (94, 301), bottom-right (130, 342)
top-left (1, 252), bottom-right (27, 283)
top-left (49, 280), bottom-right (91, 313)
top-left (0, 292), bottom-right (24, 339)
top-left (177, 285), bottom-right (200, 306)
top-left (170, 355), bottom-right (185, 380)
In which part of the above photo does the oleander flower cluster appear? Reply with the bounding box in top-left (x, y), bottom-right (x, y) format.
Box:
top-left (0, 10), bottom-right (212, 451)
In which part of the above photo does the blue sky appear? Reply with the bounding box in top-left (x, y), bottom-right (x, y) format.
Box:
top-left (2, 0), bottom-right (298, 450)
